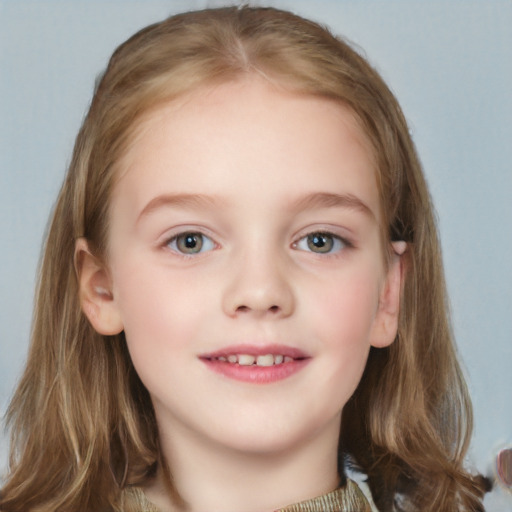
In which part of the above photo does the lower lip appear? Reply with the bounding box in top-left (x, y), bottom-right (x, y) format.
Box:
top-left (200, 358), bottom-right (310, 384)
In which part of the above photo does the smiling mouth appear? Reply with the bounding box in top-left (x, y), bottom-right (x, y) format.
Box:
top-left (206, 353), bottom-right (296, 366)
top-left (199, 345), bottom-right (310, 383)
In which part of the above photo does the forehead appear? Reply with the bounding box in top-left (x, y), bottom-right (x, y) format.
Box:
top-left (111, 77), bottom-right (380, 222)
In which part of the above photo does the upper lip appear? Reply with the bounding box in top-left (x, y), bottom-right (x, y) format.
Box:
top-left (199, 344), bottom-right (310, 360)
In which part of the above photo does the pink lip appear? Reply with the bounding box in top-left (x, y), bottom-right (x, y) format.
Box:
top-left (201, 344), bottom-right (309, 359)
top-left (199, 344), bottom-right (311, 384)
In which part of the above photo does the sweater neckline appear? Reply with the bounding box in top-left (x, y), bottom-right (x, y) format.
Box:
top-left (124, 478), bottom-right (373, 512)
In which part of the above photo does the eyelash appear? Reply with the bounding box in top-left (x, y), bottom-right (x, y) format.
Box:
top-left (163, 229), bottom-right (353, 258)
top-left (293, 231), bottom-right (352, 255)
top-left (165, 231), bottom-right (216, 257)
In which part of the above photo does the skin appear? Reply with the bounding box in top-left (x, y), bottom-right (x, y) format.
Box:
top-left (77, 77), bottom-right (404, 512)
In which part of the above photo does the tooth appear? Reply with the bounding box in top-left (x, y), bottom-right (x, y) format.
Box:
top-left (284, 356), bottom-right (293, 363)
top-left (218, 356), bottom-right (227, 362)
top-left (238, 354), bottom-right (256, 366)
top-left (256, 354), bottom-right (274, 367)
top-left (227, 355), bottom-right (238, 363)
top-left (274, 355), bottom-right (284, 365)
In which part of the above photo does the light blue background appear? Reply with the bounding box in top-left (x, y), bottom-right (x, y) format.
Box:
top-left (1, 1), bottom-right (511, 509)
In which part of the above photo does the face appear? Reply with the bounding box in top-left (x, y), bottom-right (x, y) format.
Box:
top-left (83, 78), bottom-right (402, 456)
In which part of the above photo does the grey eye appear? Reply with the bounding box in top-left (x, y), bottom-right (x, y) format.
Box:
top-left (294, 231), bottom-right (348, 255)
top-left (306, 233), bottom-right (334, 253)
top-left (168, 232), bottom-right (215, 255)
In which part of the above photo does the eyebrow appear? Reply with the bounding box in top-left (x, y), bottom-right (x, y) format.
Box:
top-left (137, 193), bottom-right (223, 222)
top-left (137, 191), bottom-right (375, 223)
top-left (291, 192), bottom-right (375, 219)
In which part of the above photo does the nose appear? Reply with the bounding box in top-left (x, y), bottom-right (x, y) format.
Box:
top-left (221, 248), bottom-right (295, 319)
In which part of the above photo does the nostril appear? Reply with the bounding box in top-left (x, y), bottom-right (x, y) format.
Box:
top-left (233, 304), bottom-right (280, 314)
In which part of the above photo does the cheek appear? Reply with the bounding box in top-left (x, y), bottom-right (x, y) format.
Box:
top-left (313, 269), bottom-right (381, 342)
top-left (305, 268), bottom-right (381, 392)
top-left (111, 260), bottom-right (202, 368)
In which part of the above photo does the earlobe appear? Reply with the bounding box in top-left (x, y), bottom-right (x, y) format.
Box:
top-left (370, 241), bottom-right (407, 348)
top-left (74, 238), bottom-right (124, 335)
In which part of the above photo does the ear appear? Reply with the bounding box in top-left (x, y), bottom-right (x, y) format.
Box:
top-left (74, 238), bottom-right (124, 335)
top-left (369, 241), bottom-right (407, 348)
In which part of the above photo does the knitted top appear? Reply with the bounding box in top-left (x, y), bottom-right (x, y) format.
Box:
top-left (123, 478), bottom-right (374, 511)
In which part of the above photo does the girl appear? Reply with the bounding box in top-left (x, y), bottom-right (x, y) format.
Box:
top-left (0, 5), bottom-right (489, 512)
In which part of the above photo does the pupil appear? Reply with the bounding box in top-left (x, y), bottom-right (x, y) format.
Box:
top-left (307, 233), bottom-right (333, 253)
top-left (177, 233), bottom-right (203, 253)
top-left (185, 235), bottom-right (197, 248)
top-left (312, 235), bottom-right (326, 247)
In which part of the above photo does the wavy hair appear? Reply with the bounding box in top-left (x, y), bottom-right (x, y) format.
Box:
top-left (1, 6), bottom-right (487, 511)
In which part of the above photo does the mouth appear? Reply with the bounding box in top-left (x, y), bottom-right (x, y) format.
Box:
top-left (199, 345), bottom-right (310, 383)
top-left (206, 353), bottom-right (296, 365)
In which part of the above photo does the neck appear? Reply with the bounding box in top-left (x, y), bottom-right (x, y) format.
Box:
top-left (145, 415), bottom-right (341, 512)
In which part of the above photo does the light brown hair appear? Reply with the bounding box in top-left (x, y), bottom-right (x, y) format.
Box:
top-left (1, 6), bottom-right (488, 511)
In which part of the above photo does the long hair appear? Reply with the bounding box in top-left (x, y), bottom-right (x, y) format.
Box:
top-left (1, 6), bottom-right (487, 511)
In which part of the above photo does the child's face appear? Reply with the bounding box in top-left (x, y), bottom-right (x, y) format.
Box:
top-left (90, 78), bottom-right (402, 455)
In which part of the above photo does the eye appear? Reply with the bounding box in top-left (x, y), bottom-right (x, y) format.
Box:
top-left (167, 232), bottom-right (215, 255)
top-left (295, 232), bottom-right (347, 254)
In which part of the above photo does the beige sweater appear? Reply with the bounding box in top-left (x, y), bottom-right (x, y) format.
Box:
top-left (122, 478), bottom-right (373, 512)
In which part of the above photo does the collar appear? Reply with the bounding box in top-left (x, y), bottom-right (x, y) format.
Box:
top-left (276, 478), bottom-right (372, 511)
top-left (124, 478), bottom-right (373, 511)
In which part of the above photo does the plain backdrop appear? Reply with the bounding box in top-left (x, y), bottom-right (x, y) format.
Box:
top-left (1, 1), bottom-right (511, 509)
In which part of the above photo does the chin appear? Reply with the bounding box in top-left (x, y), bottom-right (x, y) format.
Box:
top-left (209, 414), bottom-right (340, 458)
